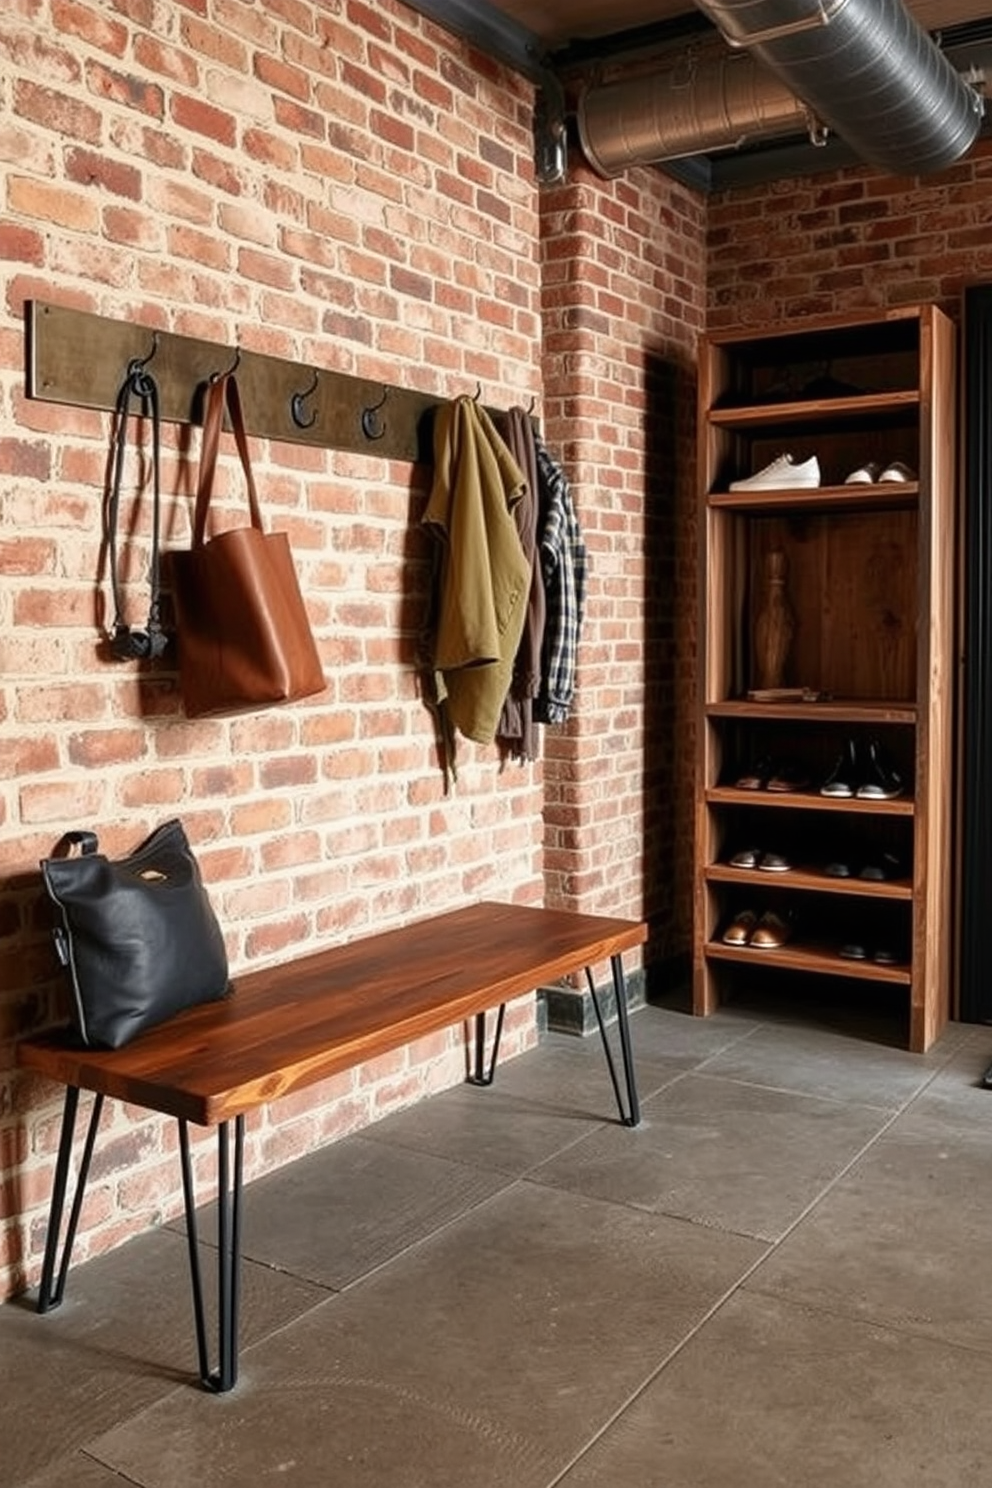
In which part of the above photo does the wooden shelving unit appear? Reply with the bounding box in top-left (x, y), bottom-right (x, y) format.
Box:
top-left (693, 304), bottom-right (956, 1052)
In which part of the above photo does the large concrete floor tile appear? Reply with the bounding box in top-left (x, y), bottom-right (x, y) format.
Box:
top-left (88, 1182), bottom-right (767, 1488)
top-left (0, 1228), bottom-right (323, 1488)
top-left (364, 1030), bottom-right (698, 1177)
top-left (22, 1454), bottom-right (138, 1488)
top-left (900, 1039), bottom-right (992, 1135)
top-left (495, 1027), bottom-right (693, 1109)
top-left (697, 1018), bottom-right (955, 1110)
top-left (558, 1290), bottom-right (989, 1488)
top-left (528, 1072), bottom-right (888, 1241)
top-left (364, 1078), bottom-right (607, 1176)
top-left (743, 1115), bottom-right (992, 1352)
top-left (182, 1132), bottom-right (513, 1290)
top-left (629, 1004), bottom-right (764, 1065)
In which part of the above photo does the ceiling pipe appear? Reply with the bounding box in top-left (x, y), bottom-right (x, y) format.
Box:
top-left (577, 47), bottom-right (816, 175)
top-left (577, 0), bottom-right (983, 178)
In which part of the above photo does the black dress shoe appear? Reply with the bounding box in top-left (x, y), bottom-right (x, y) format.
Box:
top-left (766, 762), bottom-right (810, 793)
top-left (736, 757), bottom-right (772, 790)
top-left (856, 739), bottom-right (903, 800)
top-left (821, 738), bottom-right (858, 798)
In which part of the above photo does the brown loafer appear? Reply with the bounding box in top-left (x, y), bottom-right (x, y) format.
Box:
top-left (722, 909), bottom-right (757, 946)
top-left (750, 911), bottom-right (792, 949)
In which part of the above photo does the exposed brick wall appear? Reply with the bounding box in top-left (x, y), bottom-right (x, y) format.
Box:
top-left (0, 0), bottom-right (552, 1298)
top-left (707, 137), bottom-right (992, 326)
top-left (540, 155), bottom-right (705, 975)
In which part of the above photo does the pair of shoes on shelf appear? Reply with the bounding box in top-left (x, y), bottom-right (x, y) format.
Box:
top-left (729, 847), bottom-right (792, 872)
top-left (736, 758), bottom-right (810, 793)
top-left (844, 460), bottom-right (916, 485)
top-left (839, 941), bottom-right (902, 965)
top-left (729, 453), bottom-right (820, 491)
top-left (722, 909), bottom-right (793, 949)
top-left (824, 852), bottom-right (904, 881)
top-left (820, 739), bottom-right (903, 800)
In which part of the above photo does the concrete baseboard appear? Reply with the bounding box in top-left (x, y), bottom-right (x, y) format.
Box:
top-left (538, 953), bottom-right (691, 1036)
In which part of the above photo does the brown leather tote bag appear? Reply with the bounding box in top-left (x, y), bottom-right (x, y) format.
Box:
top-left (169, 373), bottom-right (325, 717)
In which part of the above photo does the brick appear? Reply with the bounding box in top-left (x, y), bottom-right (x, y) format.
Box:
top-left (7, 177), bottom-right (100, 233)
top-left (0, 734), bottom-right (60, 778)
top-left (19, 777), bottom-right (107, 824)
top-left (254, 51), bottom-right (311, 102)
top-left (85, 60), bottom-right (165, 118)
top-left (64, 147), bottom-right (142, 200)
top-left (170, 92), bottom-right (237, 147)
top-left (273, 96), bottom-right (324, 139)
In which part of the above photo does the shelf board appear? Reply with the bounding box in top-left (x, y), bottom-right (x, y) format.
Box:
top-left (705, 864), bottom-right (913, 899)
top-left (705, 939), bottom-right (911, 984)
top-left (705, 787), bottom-right (914, 816)
top-left (708, 389), bottom-right (919, 428)
top-left (705, 699), bottom-right (917, 725)
top-left (707, 481), bottom-right (918, 513)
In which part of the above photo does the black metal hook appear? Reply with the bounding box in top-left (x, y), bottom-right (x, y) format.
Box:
top-left (210, 345), bottom-right (241, 383)
top-left (527, 394), bottom-right (536, 416)
top-left (472, 382), bottom-right (482, 402)
top-left (290, 368), bottom-right (320, 430)
top-left (361, 385), bottom-right (388, 441)
top-left (127, 330), bottom-right (160, 380)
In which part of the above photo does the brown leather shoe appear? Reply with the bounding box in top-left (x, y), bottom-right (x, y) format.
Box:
top-left (750, 911), bottom-right (792, 949)
top-left (722, 909), bottom-right (757, 946)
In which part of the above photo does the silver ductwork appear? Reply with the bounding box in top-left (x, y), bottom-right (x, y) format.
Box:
top-left (577, 48), bottom-right (816, 176)
top-left (577, 0), bottom-right (983, 178)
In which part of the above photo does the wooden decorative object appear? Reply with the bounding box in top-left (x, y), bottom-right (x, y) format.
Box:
top-left (753, 547), bottom-right (795, 691)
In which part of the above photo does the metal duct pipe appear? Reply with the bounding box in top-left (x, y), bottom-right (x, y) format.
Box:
top-left (577, 49), bottom-right (814, 176)
top-left (692, 0), bottom-right (982, 174)
top-left (577, 0), bottom-right (983, 178)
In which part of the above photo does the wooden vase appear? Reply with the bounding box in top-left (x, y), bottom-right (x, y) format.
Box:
top-left (753, 548), bottom-right (795, 690)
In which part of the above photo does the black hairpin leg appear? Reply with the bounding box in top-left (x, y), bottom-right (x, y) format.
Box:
top-left (586, 953), bottom-right (641, 1127)
top-left (467, 1003), bottom-right (506, 1086)
top-left (36, 1086), bottom-right (105, 1313)
top-left (179, 1115), bottom-right (244, 1393)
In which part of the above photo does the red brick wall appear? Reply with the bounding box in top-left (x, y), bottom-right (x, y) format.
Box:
top-left (540, 156), bottom-right (705, 969)
top-left (0, 0), bottom-right (712, 1303)
top-left (708, 138), bottom-right (992, 326)
top-left (0, 0), bottom-right (552, 1298)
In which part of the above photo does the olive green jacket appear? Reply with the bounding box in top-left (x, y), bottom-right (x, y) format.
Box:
top-left (424, 397), bottom-right (530, 746)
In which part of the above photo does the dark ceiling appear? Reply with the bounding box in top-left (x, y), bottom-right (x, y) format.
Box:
top-left (403, 0), bottom-right (992, 190)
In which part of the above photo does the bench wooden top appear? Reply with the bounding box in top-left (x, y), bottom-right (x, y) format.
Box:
top-left (18, 901), bottom-right (646, 1127)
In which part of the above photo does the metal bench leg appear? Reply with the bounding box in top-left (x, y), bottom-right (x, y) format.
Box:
top-left (37, 1087), bottom-right (105, 1313)
top-left (586, 953), bottom-right (641, 1127)
top-left (467, 1002), bottom-right (506, 1086)
top-left (178, 1115), bottom-right (244, 1393)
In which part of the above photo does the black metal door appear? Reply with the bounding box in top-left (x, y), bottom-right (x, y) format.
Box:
top-left (959, 285), bottom-right (992, 1024)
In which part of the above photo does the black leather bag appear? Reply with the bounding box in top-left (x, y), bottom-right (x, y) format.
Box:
top-left (41, 819), bottom-right (230, 1049)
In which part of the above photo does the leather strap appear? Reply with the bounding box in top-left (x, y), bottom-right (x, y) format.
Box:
top-left (107, 360), bottom-right (167, 660)
top-left (191, 373), bottom-right (264, 547)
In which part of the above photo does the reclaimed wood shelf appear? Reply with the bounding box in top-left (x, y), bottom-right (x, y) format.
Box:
top-left (693, 303), bottom-right (956, 1052)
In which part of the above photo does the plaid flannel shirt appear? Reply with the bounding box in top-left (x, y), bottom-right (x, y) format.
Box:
top-left (535, 437), bottom-right (587, 725)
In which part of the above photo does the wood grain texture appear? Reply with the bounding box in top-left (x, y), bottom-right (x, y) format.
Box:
top-left (18, 903), bottom-right (646, 1126)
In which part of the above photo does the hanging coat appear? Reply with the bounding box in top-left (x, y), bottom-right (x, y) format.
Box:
top-left (424, 396), bottom-right (531, 747)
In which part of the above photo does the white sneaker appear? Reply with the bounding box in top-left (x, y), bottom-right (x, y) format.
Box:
top-left (844, 461), bottom-right (881, 484)
top-left (729, 454), bottom-right (820, 491)
top-left (878, 460), bottom-right (916, 482)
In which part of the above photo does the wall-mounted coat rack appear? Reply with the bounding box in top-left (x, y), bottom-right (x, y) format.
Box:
top-left (25, 301), bottom-right (526, 465)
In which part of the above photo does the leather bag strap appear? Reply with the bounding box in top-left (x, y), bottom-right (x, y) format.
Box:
top-left (107, 360), bottom-right (166, 660)
top-left (191, 372), bottom-right (264, 547)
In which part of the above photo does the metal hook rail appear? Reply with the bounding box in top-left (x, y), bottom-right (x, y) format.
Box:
top-left (25, 301), bottom-right (539, 466)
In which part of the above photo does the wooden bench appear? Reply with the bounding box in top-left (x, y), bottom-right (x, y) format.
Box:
top-left (18, 900), bottom-right (646, 1392)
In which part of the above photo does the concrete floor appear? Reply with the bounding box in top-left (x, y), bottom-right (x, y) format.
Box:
top-left (3, 988), bottom-right (992, 1488)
